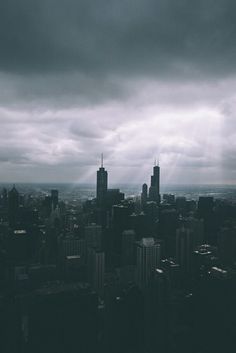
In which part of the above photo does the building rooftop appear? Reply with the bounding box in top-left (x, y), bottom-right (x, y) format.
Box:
top-left (141, 237), bottom-right (155, 246)
top-left (14, 229), bottom-right (27, 235)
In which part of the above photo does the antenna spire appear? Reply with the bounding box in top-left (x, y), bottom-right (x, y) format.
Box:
top-left (101, 153), bottom-right (103, 168)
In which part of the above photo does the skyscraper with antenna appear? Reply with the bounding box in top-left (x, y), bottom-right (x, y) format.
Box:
top-left (96, 154), bottom-right (108, 208)
top-left (149, 160), bottom-right (160, 204)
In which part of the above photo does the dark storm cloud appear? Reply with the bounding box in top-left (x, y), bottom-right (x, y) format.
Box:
top-left (1, 0), bottom-right (236, 78)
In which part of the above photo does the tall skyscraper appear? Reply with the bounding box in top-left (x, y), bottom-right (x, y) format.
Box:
top-left (149, 162), bottom-right (160, 204)
top-left (136, 237), bottom-right (162, 290)
top-left (96, 154), bottom-right (108, 208)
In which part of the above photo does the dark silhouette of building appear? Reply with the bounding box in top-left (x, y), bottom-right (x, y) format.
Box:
top-left (149, 163), bottom-right (160, 204)
top-left (88, 248), bottom-right (105, 296)
top-left (96, 154), bottom-right (108, 209)
top-left (198, 197), bottom-right (214, 219)
top-left (121, 229), bottom-right (136, 266)
top-left (198, 196), bottom-right (215, 244)
top-left (136, 238), bottom-right (162, 290)
top-left (176, 226), bottom-right (193, 273)
top-left (148, 268), bottom-right (171, 353)
top-left (141, 183), bottom-right (148, 209)
top-left (51, 189), bottom-right (59, 210)
top-left (106, 189), bottom-right (124, 210)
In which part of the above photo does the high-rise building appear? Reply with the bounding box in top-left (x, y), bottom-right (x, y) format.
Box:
top-left (148, 268), bottom-right (171, 353)
top-left (136, 237), bottom-right (162, 290)
top-left (198, 196), bottom-right (214, 219)
top-left (88, 248), bottom-right (105, 295)
top-left (176, 196), bottom-right (187, 213)
top-left (106, 189), bottom-right (124, 210)
top-left (198, 196), bottom-right (215, 243)
top-left (217, 226), bottom-right (236, 265)
top-left (84, 223), bottom-right (102, 250)
top-left (185, 216), bottom-right (204, 247)
top-left (141, 183), bottom-right (148, 209)
top-left (121, 229), bottom-right (136, 266)
top-left (96, 154), bottom-right (108, 208)
top-left (176, 226), bottom-right (193, 272)
top-left (149, 163), bottom-right (160, 204)
top-left (58, 235), bottom-right (86, 264)
top-left (51, 189), bottom-right (59, 210)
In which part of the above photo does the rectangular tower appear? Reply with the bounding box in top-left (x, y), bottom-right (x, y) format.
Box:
top-left (136, 237), bottom-right (162, 290)
top-left (149, 164), bottom-right (160, 204)
top-left (96, 155), bottom-right (108, 209)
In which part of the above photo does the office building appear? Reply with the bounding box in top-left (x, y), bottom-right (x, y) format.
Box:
top-left (149, 163), bottom-right (160, 204)
top-left (51, 189), bottom-right (59, 210)
top-left (88, 248), bottom-right (105, 295)
top-left (176, 226), bottom-right (193, 272)
top-left (96, 154), bottom-right (108, 208)
top-left (121, 229), bottom-right (136, 266)
top-left (136, 237), bottom-right (162, 290)
top-left (141, 183), bottom-right (148, 209)
top-left (84, 223), bottom-right (102, 250)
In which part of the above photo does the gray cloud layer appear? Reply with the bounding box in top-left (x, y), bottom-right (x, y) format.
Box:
top-left (1, 0), bottom-right (236, 77)
top-left (0, 1), bottom-right (236, 184)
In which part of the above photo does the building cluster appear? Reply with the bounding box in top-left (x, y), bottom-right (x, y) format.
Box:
top-left (0, 162), bottom-right (236, 353)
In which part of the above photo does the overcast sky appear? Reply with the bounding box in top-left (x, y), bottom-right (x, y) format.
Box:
top-left (1, 0), bottom-right (236, 185)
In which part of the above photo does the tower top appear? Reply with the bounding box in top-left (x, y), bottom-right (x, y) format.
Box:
top-left (154, 158), bottom-right (159, 167)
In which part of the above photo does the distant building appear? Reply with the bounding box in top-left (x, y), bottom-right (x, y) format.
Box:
top-left (141, 183), bottom-right (148, 208)
top-left (149, 164), bottom-right (160, 204)
top-left (198, 196), bottom-right (214, 219)
top-left (163, 193), bottom-right (175, 204)
top-left (96, 154), bottom-right (108, 208)
top-left (176, 196), bottom-right (187, 213)
top-left (51, 189), bottom-right (59, 210)
top-left (106, 189), bottom-right (124, 209)
top-left (217, 226), bottom-right (236, 265)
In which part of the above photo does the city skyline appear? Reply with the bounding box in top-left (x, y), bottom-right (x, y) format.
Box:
top-left (1, 1), bottom-right (236, 184)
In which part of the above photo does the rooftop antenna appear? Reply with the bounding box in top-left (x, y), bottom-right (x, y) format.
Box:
top-left (101, 153), bottom-right (103, 168)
